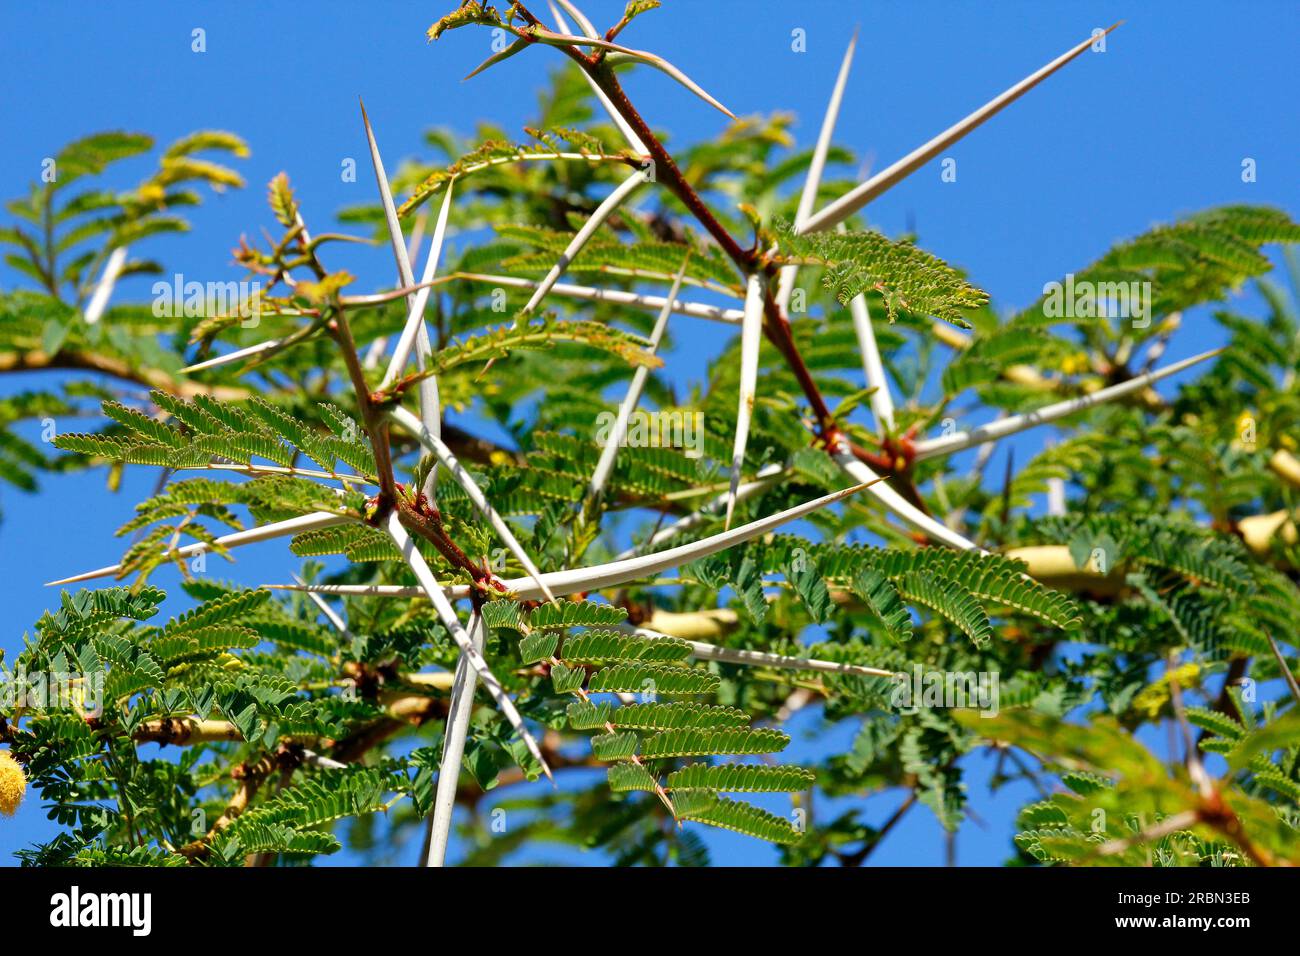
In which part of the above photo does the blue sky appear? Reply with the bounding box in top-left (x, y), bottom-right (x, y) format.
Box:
top-left (1, 1), bottom-right (1297, 865)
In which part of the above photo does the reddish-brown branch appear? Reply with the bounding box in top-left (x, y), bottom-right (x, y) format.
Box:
top-left (549, 30), bottom-right (911, 483)
top-left (760, 291), bottom-right (836, 439)
top-left (296, 216), bottom-right (401, 515)
top-left (394, 495), bottom-right (489, 582)
top-left (559, 41), bottom-right (854, 454)
top-left (294, 207), bottom-right (496, 582)
top-left (495, 7), bottom-right (937, 531)
top-left (329, 315), bottom-right (399, 511)
top-left (587, 61), bottom-right (752, 269)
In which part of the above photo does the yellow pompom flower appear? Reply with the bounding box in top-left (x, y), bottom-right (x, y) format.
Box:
top-left (0, 751), bottom-right (26, 817)
top-left (1131, 663), bottom-right (1202, 721)
top-left (1059, 352), bottom-right (1091, 376)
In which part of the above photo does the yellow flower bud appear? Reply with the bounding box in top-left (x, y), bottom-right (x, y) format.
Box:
top-left (0, 751), bottom-right (26, 817)
top-left (137, 182), bottom-right (166, 205)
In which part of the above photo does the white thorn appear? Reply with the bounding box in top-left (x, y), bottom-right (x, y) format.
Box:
top-left (726, 274), bottom-right (764, 529)
top-left (361, 101), bottom-right (417, 294)
top-left (847, 266), bottom-right (895, 431)
top-left (292, 572), bottom-right (355, 642)
top-left (278, 480), bottom-right (880, 603)
top-left (775, 30), bottom-right (858, 312)
top-left (770, 32), bottom-right (896, 432)
top-left (47, 511), bottom-right (351, 586)
top-left (177, 280), bottom-right (449, 375)
top-left (383, 510), bottom-right (551, 778)
top-left (799, 24), bottom-right (1120, 235)
top-left (912, 348), bottom-right (1223, 461)
top-left (614, 463), bottom-right (786, 560)
top-left (426, 608), bottom-right (485, 867)
top-left (179, 339), bottom-right (282, 374)
top-left (587, 257), bottom-right (689, 503)
top-left (458, 273), bottom-right (743, 325)
top-left (1046, 475), bottom-right (1067, 517)
top-left (363, 335), bottom-right (389, 370)
top-left (627, 623), bottom-right (897, 678)
top-left (601, 47), bottom-right (734, 119)
top-left (548, 0), bottom-right (648, 154)
top-left (553, 0), bottom-right (598, 38)
top-left (299, 748), bottom-right (349, 771)
top-left (532, 28), bottom-right (735, 119)
top-left (381, 180), bottom-right (455, 390)
top-left (340, 279), bottom-right (450, 306)
top-left (520, 170), bottom-right (648, 319)
top-left (83, 246), bottom-right (129, 325)
top-left (831, 443), bottom-right (985, 552)
top-left (406, 208), bottom-right (429, 268)
top-left (361, 101), bottom-right (443, 461)
top-left (799, 29), bottom-right (857, 228)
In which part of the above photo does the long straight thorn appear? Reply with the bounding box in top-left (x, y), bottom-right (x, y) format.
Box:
top-left (587, 256), bottom-right (690, 503)
top-left (800, 23), bottom-right (1123, 235)
top-left (911, 348), bottom-right (1222, 462)
top-left (518, 170), bottom-right (647, 319)
top-left (726, 274), bottom-right (765, 529)
top-left (360, 99), bottom-right (443, 452)
top-left (47, 511), bottom-right (352, 586)
top-left (280, 481), bottom-right (883, 603)
top-left (384, 511), bottom-right (551, 778)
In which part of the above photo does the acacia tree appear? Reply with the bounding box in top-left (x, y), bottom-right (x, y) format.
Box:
top-left (1, 1), bottom-right (1298, 867)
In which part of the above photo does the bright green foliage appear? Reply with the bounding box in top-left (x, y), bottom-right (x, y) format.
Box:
top-left (667, 763), bottom-right (815, 793)
top-left (486, 599), bottom-right (810, 845)
top-left (689, 534), bottom-right (1081, 646)
top-left (497, 225), bottom-right (740, 295)
top-left (775, 220), bottom-right (989, 325)
top-left (963, 709), bottom-right (1300, 867)
top-left (399, 130), bottom-right (630, 217)
top-left (675, 792), bottom-right (804, 844)
top-left (1, 129), bottom-right (246, 302)
top-left (55, 391), bottom-right (377, 477)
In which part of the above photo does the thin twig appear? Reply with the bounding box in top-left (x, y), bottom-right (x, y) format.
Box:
top-left (1264, 631), bottom-right (1300, 704)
